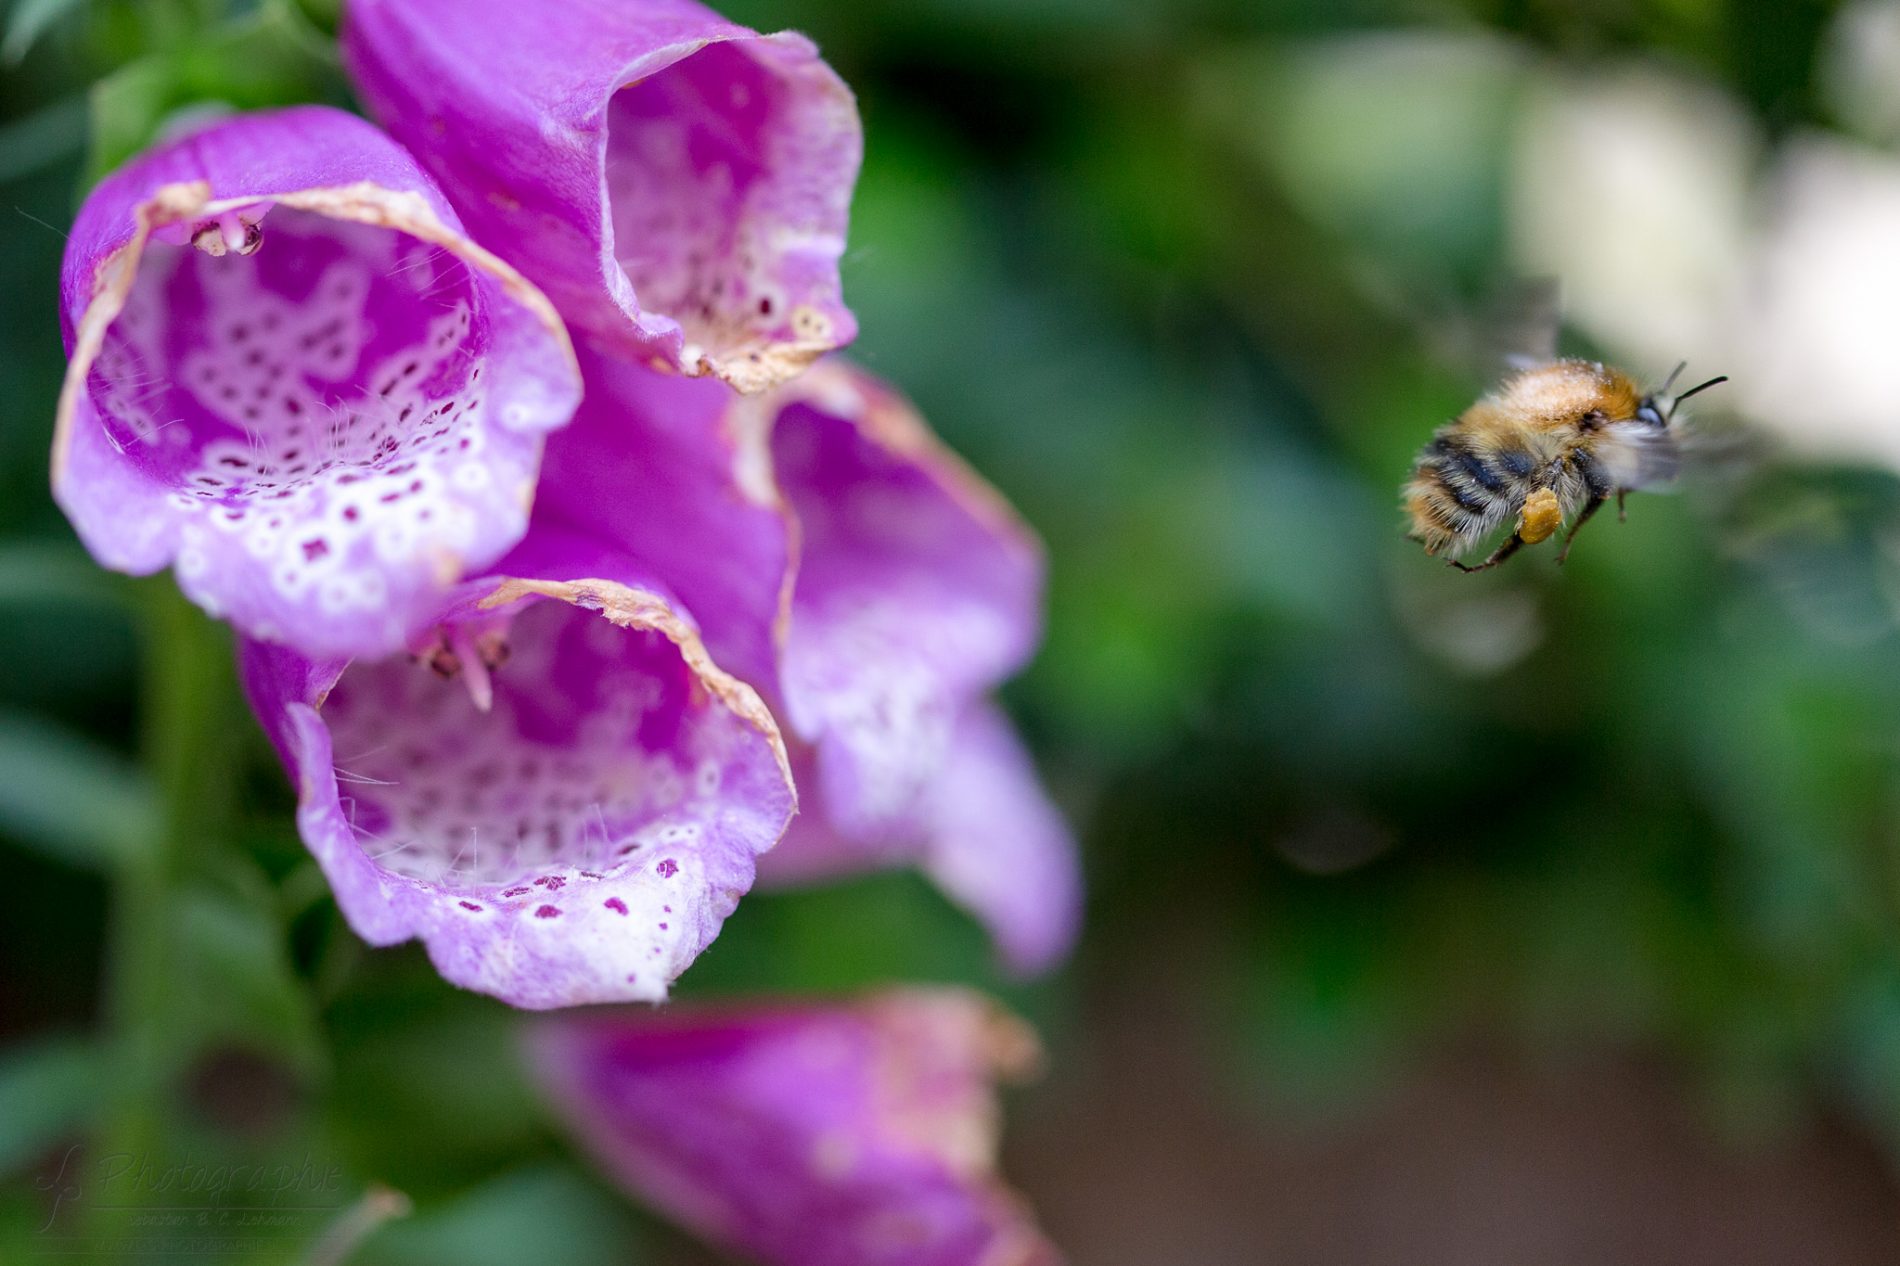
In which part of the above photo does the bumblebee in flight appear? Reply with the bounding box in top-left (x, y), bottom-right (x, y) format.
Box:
top-left (1403, 359), bottom-right (1727, 571)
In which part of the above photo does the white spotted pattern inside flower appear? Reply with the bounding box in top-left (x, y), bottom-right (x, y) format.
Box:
top-left (87, 211), bottom-right (499, 616)
top-left (321, 601), bottom-right (734, 890)
top-left (607, 43), bottom-right (800, 359)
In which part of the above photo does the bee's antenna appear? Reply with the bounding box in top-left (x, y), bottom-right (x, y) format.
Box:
top-left (1658, 360), bottom-right (1688, 395)
top-left (1672, 375), bottom-right (1728, 404)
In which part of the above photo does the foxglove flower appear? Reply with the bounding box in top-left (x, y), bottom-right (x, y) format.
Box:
top-left (528, 989), bottom-right (1060, 1266)
top-left (55, 105), bottom-right (580, 659)
top-left (768, 367), bottom-right (1046, 846)
top-left (765, 367), bottom-right (1079, 974)
top-left (343, 0), bottom-right (861, 392)
top-left (531, 353), bottom-right (1080, 974)
top-left (240, 551), bottom-right (794, 1008)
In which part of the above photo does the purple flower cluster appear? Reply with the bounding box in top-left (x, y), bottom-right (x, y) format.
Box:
top-left (51, 0), bottom-right (1073, 1259)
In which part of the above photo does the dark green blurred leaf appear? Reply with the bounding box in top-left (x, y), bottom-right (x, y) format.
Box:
top-left (84, 0), bottom-right (342, 184)
top-left (0, 541), bottom-right (128, 612)
top-left (678, 871), bottom-right (1001, 1000)
top-left (0, 1033), bottom-right (105, 1175)
top-left (354, 1164), bottom-right (644, 1266)
top-left (175, 879), bottom-right (324, 1077)
top-left (0, 94), bottom-right (87, 183)
top-left (290, 0), bottom-right (339, 36)
top-left (2, 0), bottom-right (84, 64)
top-left (0, 708), bottom-right (152, 868)
top-left (325, 963), bottom-right (546, 1195)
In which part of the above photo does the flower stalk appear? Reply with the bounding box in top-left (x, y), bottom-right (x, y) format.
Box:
top-left (91, 579), bottom-right (241, 1240)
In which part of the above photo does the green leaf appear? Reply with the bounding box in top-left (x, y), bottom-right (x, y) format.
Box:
top-left (84, 0), bottom-right (343, 184)
top-left (2, 0), bottom-right (84, 64)
top-left (0, 93), bottom-right (88, 184)
top-left (290, 0), bottom-right (340, 36)
top-left (0, 1034), bottom-right (107, 1175)
top-left (355, 1165), bottom-right (643, 1266)
top-left (327, 973), bottom-right (545, 1193)
top-left (675, 870), bottom-right (999, 1000)
top-left (175, 879), bottom-right (326, 1078)
top-left (0, 542), bottom-right (129, 613)
top-left (0, 709), bottom-right (153, 869)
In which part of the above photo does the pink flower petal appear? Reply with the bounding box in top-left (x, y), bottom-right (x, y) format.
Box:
top-left (532, 345), bottom-right (791, 693)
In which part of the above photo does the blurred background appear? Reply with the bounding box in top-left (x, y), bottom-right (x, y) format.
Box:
top-left (7, 0), bottom-right (1900, 1261)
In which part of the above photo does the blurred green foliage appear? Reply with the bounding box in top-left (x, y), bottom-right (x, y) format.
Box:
top-left (3, 0), bottom-right (1900, 1260)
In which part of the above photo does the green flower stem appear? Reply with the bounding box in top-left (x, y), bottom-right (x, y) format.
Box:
top-left (89, 580), bottom-right (238, 1252)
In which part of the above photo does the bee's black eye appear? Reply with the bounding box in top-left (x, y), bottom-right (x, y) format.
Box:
top-left (1636, 398), bottom-right (1666, 427)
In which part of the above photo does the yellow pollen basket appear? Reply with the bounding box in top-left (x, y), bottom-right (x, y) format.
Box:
top-left (1517, 487), bottom-right (1563, 545)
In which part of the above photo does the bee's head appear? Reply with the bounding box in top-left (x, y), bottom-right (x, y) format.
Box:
top-left (1640, 361), bottom-right (1728, 427)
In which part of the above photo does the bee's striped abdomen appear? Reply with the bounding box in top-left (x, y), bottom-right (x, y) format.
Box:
top-left (1403, 433), bottom-right (1539, 557)
top-left (1436, 437), bottom-right (1507, 494)
top-left (1493, 447), bottom-right (1537, 480)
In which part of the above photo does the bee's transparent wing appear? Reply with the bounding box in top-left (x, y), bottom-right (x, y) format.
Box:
top-left (1601, 415), bottom-right (1763, 494)
top-left (1418, 277), bottom-right (1561, 384)
top-left (1598, 422), bottom-right (1683, 491)
top-left (1491, 277), bottom-right (1563, 373)
top-left (1675, 418), bottom-right (1773, 488)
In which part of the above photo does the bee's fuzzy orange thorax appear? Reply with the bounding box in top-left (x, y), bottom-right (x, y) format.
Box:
top-left (1484, 359), bottom-right (1643, 435)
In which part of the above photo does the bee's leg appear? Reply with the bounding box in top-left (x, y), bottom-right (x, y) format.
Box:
top-left (1617, 490), bottom-right (1628, 523)
top-left (1448, 533), bottom-right (1526, 573)
top-left (1555, 496), bottom-right (1608, 565)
